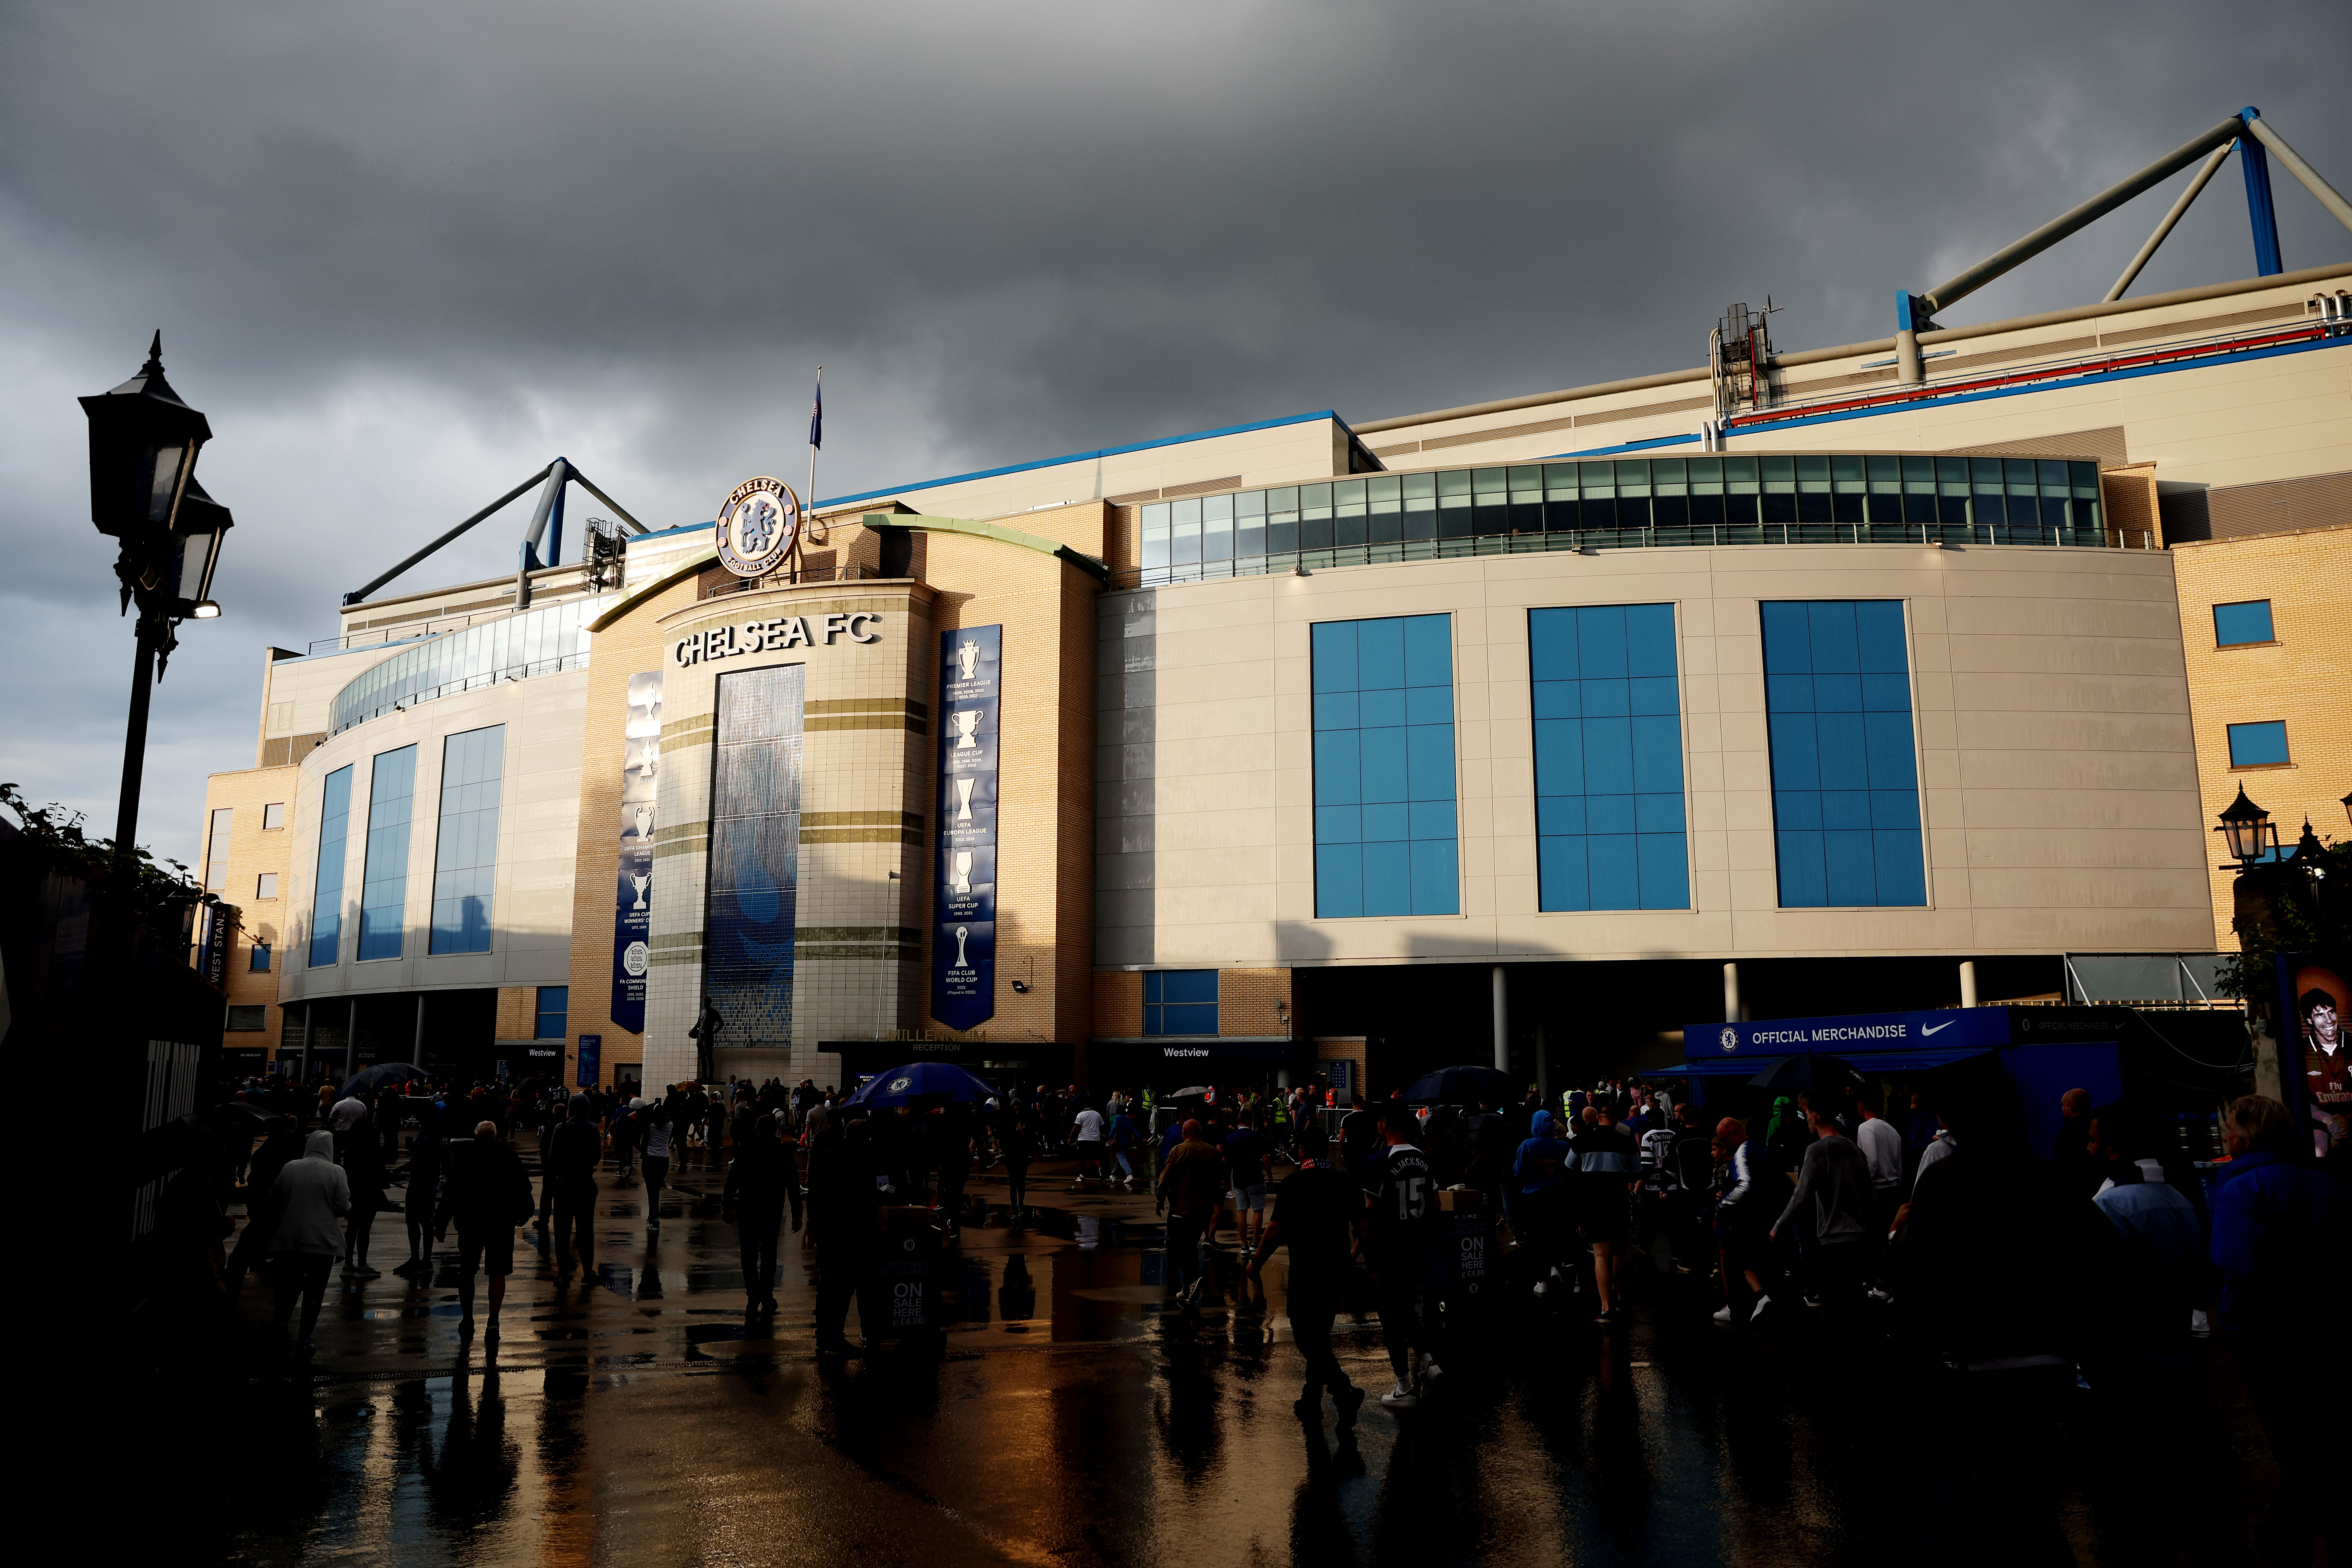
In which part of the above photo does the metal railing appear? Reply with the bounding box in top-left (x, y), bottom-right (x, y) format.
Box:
top-left (702, 561), bottom-right (877, 598)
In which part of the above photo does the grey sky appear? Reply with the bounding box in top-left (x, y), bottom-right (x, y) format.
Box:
top-left (2, 0), bottom-right (2345, 865)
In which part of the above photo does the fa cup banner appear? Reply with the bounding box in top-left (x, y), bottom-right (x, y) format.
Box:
top-left (932, 626), bottom-right (1001, 1030)
top-left (610, 669), bottom-right (663, 1032)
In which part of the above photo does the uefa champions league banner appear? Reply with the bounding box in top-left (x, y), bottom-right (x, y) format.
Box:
top-left (933, 626), bottom-right (1000, 1030)
top-left (611, 670), bottom-right (663, 1033)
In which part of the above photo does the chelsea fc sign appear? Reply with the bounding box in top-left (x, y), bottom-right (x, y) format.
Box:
top-left (716, 476), bottom-right (803, 578)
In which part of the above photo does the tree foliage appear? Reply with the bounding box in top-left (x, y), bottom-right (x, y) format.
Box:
top-left (0, 781), bottom-right (207, 929)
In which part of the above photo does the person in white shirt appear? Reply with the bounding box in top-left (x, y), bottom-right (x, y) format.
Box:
top-left (328, 1094), bottom-right (368, 1133)
top-left (1854, 1097), bottom-right (1904, 1213)
top-left (1070, 1104), bottom-right (1108, 1187)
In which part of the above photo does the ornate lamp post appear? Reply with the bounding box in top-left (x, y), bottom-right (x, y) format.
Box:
top-left (78, 333), bottom-right (234, 875)
top-left (2214, 785), bottom-right (2278, 869)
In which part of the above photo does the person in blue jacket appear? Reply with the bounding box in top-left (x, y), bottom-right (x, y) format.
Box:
top-left (2208, 1094), bottom-right (2349, 1565)
top-left (1512, 1110), bottom-right (1573, 1298)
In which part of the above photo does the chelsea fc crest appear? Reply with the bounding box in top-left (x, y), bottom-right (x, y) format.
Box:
top-left (716, 476), bottom-right (802, 578)
top-left (1719, 1026), bottom-right (1739, 1052)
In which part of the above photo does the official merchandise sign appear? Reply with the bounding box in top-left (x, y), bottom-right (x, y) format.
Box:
top-left (715, 476), bottom-right (803, 579)
top-left (1698, 1007), bottom-right (2013, 1056)
top-left (932, 625), bottom-right (1001, 1031)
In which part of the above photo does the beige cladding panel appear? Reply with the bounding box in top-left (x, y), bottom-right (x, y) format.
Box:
top-left (1099, 541), bottom-right (2215, 967)
top-left (196, 763), bottom-right (307, 1056)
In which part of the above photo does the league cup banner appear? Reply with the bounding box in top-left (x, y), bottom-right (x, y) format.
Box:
top-left (933, 625), bottom-right (1001, 1031)
top-left (610, 670), bottom-right (663, 1032)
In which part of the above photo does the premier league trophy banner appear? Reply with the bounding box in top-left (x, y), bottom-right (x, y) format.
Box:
top-left (933, 626), bottom-right (1001, 1030)
top-left (610, 670), bottom-right (663, 1032)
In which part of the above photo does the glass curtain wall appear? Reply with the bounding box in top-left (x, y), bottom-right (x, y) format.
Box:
top-left (1132, 458), bottom-right (2105, 587)
top-left (1761, 601), bottom-right (1925, 907)
top-left (704, 664), bottom-right (806, 1047)
top-left (329, 595), bottom-right (601, 736)
top-left (357, 745), bottom-right (418, 960)
top-left (429, 724), bottom-right (505, 954)
top-left (1529, 605), bottom-right (1689, 910)
top-left (308, 764), bottom-right (354, 967)
top-left (1312, 614), bottom-right (1459, 917)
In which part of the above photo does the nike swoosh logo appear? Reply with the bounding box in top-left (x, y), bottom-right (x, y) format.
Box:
top-left (1922, 1020), bottom-right (1955, 1036)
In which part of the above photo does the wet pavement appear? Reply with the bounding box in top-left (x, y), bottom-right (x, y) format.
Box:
top-left (191, 1146), bottom-right (2289, 1567)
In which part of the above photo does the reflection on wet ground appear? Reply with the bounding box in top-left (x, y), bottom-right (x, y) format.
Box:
top-left (194, 1157), bottom-right (2281, 1567)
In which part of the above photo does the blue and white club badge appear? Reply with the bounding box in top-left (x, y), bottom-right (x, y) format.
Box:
top-left (716, 476), bottom-right (802, 578)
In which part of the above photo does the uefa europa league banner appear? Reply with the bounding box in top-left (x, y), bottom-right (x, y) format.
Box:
top-left (933, 626), bottom-right (1000, 1030)
top-left (610, 670), bottom-right (662, 1032)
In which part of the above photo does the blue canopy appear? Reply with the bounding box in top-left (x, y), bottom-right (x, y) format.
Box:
top-left (845, 1061), bottom-right (997, 1108)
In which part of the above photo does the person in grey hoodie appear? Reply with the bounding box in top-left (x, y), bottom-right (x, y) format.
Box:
top-left (268, 1131), bottom-right (350, 1352)
top-left (1771, 1099), bottom-right (1876, 1316)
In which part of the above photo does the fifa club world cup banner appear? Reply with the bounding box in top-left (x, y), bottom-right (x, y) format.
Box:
top-left (933, 625), bottom-right (1001, 1030)
top-left (610, 670), bottom-right (663, 1032)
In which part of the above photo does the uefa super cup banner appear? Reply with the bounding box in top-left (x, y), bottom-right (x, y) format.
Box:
top-left (610, 670), bottom-right (663, 1032)
top-left (933, 625), bottom-right (1001, 1030)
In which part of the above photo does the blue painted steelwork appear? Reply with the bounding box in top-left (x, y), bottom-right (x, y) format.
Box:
top-left (2239, 108), bottom-right (2283, 275)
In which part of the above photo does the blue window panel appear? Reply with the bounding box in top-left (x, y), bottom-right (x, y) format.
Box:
top-left (2226, 721), bottom-right (2289, 766)
top-left (1581, 679), bottom-right (1631, 718)
top-left (357, 745), bottom-right (417, 961)
top-left (1537, 796), bottom-right (1586, 836)
top-left (1361, 840), bottom-right (1413, 916)
top-left (1409, 800), bottom-right (1458, 841)
top-left (1314, 613), bottom-right (1457, 918)
top-left (534, 986), bottom-right (568, 1040)
top-left (1162, 970), bottom-right (1216, 1006)
top-left (1763, 600), bottom-right (1924, 907)
top-left (1873, 834), bottom-right (1928, 904)
top-left (1143, 971), bottom-right (1162, 1003)
top-left (1586, 794), bottom-right (1637, 834)
top-left (1314, 805), bottom-right (1361, 844)
top-left (1539, 836), bottom-right (1589, 910)
top-left (1577, 606), bottom-right (1630, 679)
top-left (1314, 732), bottom-right (1360, 805)
top-left (429, 724), bottom-right (504, 955)
top-left (1164, 1004), bottom-right (1216, 1034)
top-left (1634, 793), bottom-right (1684, 833)
top-left (1359, 618), bottom-right (1406, 690)
top-left (1316, 847), bottom-right (1363, 917)
top-left (1409, 839), bottom-right (1460, 916)
top-left (1823, 831), bottom-right (1878, 906)
top-left (1630, 715), bottom-right (1684, 793)
top-left (1777, 830), bottom-right (1828, 906)
top-left (2212, 600), bottom-right (2273, 646)
top-left (1529, 613), bottom-right (1581, 679)
top-left (1406, 724), bottom-right (1455, 800)
top-left (308, 764), bottom-right (354, 968)
top-left (1626, 604), bottom-right (1678, 676)
top-left (1534, 721), bottom-right (1585, 796)
top-left (1637, 833), bottom-right (1689, 908)
top-left (1402, 616), bottom-right (1450, 688)
top-left (1629, 676), bottom-right (1679, 715)
top-left (1314, 690), bottom-right (1358, 730)
top-left (1311, 622), bottom-right (1358, 692)
top-left (1360, 728), bottom-right (1409, 802)
top-left (1588, 835), bottom-right (1640, 910)
top-left (1582, 715), bottom-right (1636, 795)
top-left (1532, 680), bottom-right (1580, 720)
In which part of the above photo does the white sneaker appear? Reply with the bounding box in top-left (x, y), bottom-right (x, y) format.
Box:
top-left (1750, 1294), bottom-right (1772, 1324)
top-left (1712, 1305), bottom-right (1734, 1326)
top-left (1380, 1381), bottom-right (1418, 1408)
top-left (1533, 1280), bottom-right (1550, 1296)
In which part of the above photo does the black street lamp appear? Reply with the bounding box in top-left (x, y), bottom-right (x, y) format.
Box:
top-left (78, 332), bottom-right (234, 874)
top-left (2215, 785), bottom-right (2278, 870)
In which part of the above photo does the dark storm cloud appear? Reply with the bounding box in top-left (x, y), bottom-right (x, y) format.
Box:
top-left (2, 0), bottom-right (2346, 857)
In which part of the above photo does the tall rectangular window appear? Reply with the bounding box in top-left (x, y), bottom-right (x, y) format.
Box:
top-left (1762, 601), bottom-right (1925, 907)
top-left (357, 745), bottom-right (418, 960)
top-left (255, 872), bottom-right (279, 900)
top-left (204, 808), bottom-right (232, 890)
top-left (1529, 604), bottom-right (1689, 910)
top-left (705, 664), bottom-right (805, 1047)
top-left (1313, 614), bottom-right (1459, 917)
top-left (308, 765), bottom-right (353, 967)
top-left (429, 724), bottom-right (505, 954)
top-left (2227, 720), bottom-right (2290, 767)
top-left (535, 986), bottom-right (569, 1040)
top-left (2212, 600), bottom-right (2274, 647)
top-left (1144, 971), bottom-right (1218, 1035)
top-left (261, 802), bottom-right (286, 831)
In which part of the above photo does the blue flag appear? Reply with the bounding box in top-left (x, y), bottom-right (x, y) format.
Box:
top-left (809, 380), bottom-right (822, 450)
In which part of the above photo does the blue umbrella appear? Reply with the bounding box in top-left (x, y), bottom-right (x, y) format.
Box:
top-left (1402, 1064), bottom-right (1516, 1105)
top-left (845, 1062), bottom-right (998, 1108)
top-left (340, 1062), bottom-right (425, 1099)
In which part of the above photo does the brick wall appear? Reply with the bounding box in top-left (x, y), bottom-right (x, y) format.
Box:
top-left (494, 985), bottom-right (538, 1040)
top-left (1218, 967), bottom-right (1291, 1037)
top-left (2170, 522), bottom-right (2352, 947)
top-left (1094, 970), bottom-right (1142, 1036)
top-left (194, 763), bottom-right (304, 1057)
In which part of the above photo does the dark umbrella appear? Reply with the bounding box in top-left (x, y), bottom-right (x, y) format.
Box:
top-left (1745, 1053), bottom-right (1868, 1093)
top-left (845, 1062), bottom-right (997, 1109)
top-left (1403, 1065), bottom-right (1515, 1105)
top-left (1167, 1086), bottom-right (1214, 1101)
top-left (340, 1062), bottom-right (426, 1099)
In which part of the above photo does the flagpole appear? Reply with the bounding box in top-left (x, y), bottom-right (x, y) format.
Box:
top-left (807, 364), bottom-right (822, 547)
